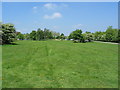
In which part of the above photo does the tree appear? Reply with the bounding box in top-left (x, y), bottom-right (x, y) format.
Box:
top-left (105, 26), bottom-right (114, 42)
top-left (118, 29), bottom-right (120, 43)
top-left (51, 31), bottom-right (60, 39)
top-left (24, 33), bottom-right (30, 40)
top-left (111, 29), bottom-right (118, 42)
top-left (44, 28), bottom-right (49, 40)
top-left (43, 28), bottom-right (53, 39)
top-left (16, 32), bottom-right (24, 40)
top-left (69, 29), bottom-right (85, 42)
top-left (60, 33), bottom-right (65, 40)
top-left (0, 30), bottom-right (2, 45)
top-left (83, 31), bottom-right (93, 42)
top-left (105, 26), bottom-right (119, 42)
top-left (56, 36), bottom-right (60, 39)
top-left (94, 31), bottom-right (104, 41)
top-left (36, 28), bottom-right (44, 40)
top-left (68, 34), bottom-right (72, 40)
top-left (1, 23), bottom-right (16, 44)
top-left (105, 26), bottom-right (112, 41)
top-left (46, 30), bottom-right (53, 39)
top-left (30, 30), bottom-right (37, 40)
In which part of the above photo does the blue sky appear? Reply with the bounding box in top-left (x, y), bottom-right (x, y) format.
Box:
top-left (2, 2), bottom-right (118, 35)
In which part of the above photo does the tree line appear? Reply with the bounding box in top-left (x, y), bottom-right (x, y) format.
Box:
top-left (68, 26), bottom-right (120, 43)
top-left (1, 23), bottom-right (66, 44)
top-left (16, 28), bottom-right (66, 41)
top-left (1, 23), bottom-right (120, 44)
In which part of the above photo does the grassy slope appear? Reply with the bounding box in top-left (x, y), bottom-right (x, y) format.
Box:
top-left (2, 40), bottom-right (118, 88)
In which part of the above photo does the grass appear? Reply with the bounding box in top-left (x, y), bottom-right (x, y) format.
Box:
top-left (0, 45), bottom-right (2, 89)
top-left (2, 40), bottom-right (118, 88)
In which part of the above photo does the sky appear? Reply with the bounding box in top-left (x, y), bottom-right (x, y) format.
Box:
top-left (2, 0), bottom-right (120, 2)
top-left (2, 2), bottom-right (118, 35)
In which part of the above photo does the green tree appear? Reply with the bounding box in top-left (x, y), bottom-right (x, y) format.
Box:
top-left (16, 32), bottom-right (24, 40)
top-left (111, 29), bottom-right (118, 42)
top-left (1, 23), bottom-right (16, 44)
top-left (60, 33), bottom-right (65, 40)
top-left (69, 29), bottom-right (85, 42)
top-left (105, 26), bottom-right (114, 42)
top-left (51, 31), bottom-right (60, 39)
top-left (118, 29), bottom-right (120, 42)
top-left (24, 33), bottom-right (30, 40)
top-left (43, 28), bottom-right (53, 39)
top-left (83, 31), bottom-right (93, 42)
top-left (30, 30), bottom-right (37, 40)
top-left (94, 31), bottom-right (102, 41)
top-left (36, 28), bottom-right (44, 40)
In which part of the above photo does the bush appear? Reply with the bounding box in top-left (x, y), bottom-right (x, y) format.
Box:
top-left (73, 40), bottom-right (79, 43)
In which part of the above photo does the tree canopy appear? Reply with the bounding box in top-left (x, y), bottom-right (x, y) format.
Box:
top-left (68, 29), bottom-right (85, 42)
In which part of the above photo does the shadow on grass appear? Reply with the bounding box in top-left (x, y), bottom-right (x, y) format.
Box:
top-left (1, 42), bottom-right (19, 45)
top-left (10, 43), bottom-right (19, 45)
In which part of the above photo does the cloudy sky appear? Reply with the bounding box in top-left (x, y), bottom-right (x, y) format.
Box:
top-left (2, 2), bottom-right (118, 35)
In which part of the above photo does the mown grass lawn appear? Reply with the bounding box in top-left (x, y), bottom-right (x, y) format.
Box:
top-left (2, 40), bottom-right (118, 88)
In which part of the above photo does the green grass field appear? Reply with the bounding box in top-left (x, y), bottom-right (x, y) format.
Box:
top-left (2, 40), bottom-right (118, 88)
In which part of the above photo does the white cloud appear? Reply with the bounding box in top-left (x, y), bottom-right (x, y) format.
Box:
top-left (16, 29), bottom-right (22, 32)
top-left (44, 3), bottom-right (57, 10)
top-left (33, 6), bottom-right (38, 9)
top-left (44, 12), bottom-right (62, 19)
top-left (43, 3), bottom-right (68, 10)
